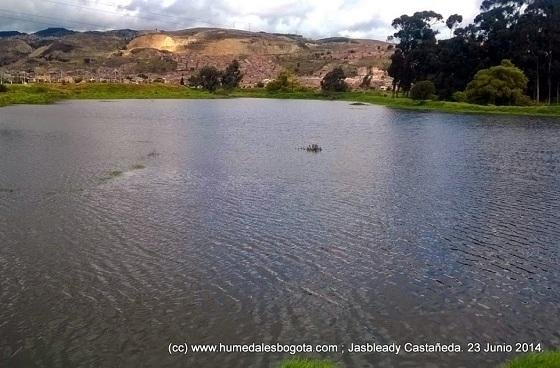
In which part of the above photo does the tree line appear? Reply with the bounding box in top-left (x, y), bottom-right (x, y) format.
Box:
top-left (388, 0), bottom-right (560, 105)
top-left (185, 60), bottom-right (243, 92)
top-left (188, 61), bottom-right (351, 95)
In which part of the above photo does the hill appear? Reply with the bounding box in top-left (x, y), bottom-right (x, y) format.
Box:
top-left (33, 28), bottom-right (77, 38)
top-left (0, 27), bottom-right (393, 88)
top-left (0, 31), bottom-right (24, 38)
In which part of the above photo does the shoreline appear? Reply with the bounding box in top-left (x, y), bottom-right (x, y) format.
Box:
top-left (1, 83), bottom-right (560, 117)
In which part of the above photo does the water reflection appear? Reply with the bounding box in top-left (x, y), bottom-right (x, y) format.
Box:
top-left (0, 100), bottom-right (559, 367)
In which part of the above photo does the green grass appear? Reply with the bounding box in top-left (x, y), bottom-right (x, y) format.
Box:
top-left (502, 352), bottom-right (560, 368)
top-left (1, 83), bottom-right (560, 117)
top-left (279, 357), bottom-right (336, 368)
top-left (0, 84), bottom-right (69, 107)
top-left (280, 353), bottom-right (560, 368)
top-left (322, 91), bottom-right (560, 117)
top-left (60, 83), bottom-right (216, 100)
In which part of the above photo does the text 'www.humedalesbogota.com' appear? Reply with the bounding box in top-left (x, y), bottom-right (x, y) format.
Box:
top-left (169, 342), bottom-right (339, 355)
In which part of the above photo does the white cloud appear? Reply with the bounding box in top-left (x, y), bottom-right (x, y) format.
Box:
top-left (0, 0), bottom-right (483, 40)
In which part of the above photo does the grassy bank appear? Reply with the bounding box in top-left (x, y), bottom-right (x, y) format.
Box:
top-left (278, 352), bottom-right (560, 368)
top-left (0, 85), bottom-right (69, 106)
top-left (502, 351), bottom-right (560, 368)
top-left (1, 83), bottom-right (560, 117)
top-left (280, 358), bottom-right (335, 368)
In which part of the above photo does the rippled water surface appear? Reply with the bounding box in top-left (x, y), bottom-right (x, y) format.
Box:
top-left (1, 99), bottom-right (559, 368)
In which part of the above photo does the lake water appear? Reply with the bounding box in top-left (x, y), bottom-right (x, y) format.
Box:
top-left (1, 99), bottom-right (559, 368)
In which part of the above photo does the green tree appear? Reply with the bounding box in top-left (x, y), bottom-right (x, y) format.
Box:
top-left (410, 80), bottom-right (436, 100)
top-left (266, 71), bottom-right (294, 92)
top-left (385, 0), bottom-right (560, 103)
top-left (187, 74), bottom-right (199, 87)
top-left (465, 59), bottom-right (529, 105)
top-left (431, 30), bottom-right (484, 99)
top-left (388, 48), bottom-right (406, 96)
top-left (446, 14), bottom-right (463, 37)
top-left (388, 11), bottom-right (443, 95)
top-left (523, 0), bottom-right (560, 104)
top-left (321, 67), bottom-right (348, 92)
top-left (193, 66), bottom-right (222, 92)
top-left (392, 11), bottom-right (443, 55)
top-left (452, 91), bottom-right (468, 102)
top-left (222, 60), bottom-right (243, 90)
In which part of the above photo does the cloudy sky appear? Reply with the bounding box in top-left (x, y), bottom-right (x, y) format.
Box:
top-left (0, 0), bottom-right (482, 40)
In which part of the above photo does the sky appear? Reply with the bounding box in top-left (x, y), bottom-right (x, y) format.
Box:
top-left (0, 0), bottom-right (483, 40)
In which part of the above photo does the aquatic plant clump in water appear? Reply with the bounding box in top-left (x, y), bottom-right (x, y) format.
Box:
top-left (99, 169), bottom-right (123, 182)
top-left (107, 170), bottom-right (123, 177)
top-left (299, 144), bottom-right (322, 152)
top-left (306, 144), bottom-right (322, 152)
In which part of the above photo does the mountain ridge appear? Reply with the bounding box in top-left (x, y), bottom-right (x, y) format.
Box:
top-left (0, 27), bottom-right (393, 88)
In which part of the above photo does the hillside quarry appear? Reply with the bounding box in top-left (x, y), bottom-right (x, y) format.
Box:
top-left (0, 27), bottom-right (393, 89)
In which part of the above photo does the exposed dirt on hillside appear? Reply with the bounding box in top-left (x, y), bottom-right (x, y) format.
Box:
top-left (127, 34), bottom-right (196, 52)
top-left (0, 27), bottom-right (393, 88)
